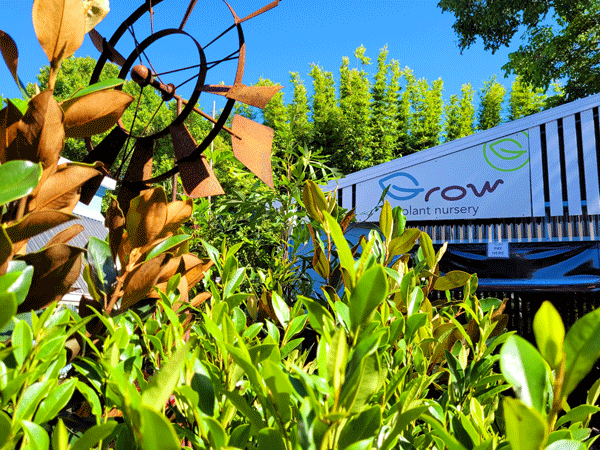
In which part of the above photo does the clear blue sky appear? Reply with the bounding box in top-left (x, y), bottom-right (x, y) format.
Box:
top-left (1, 0), bottom-right (522, 110)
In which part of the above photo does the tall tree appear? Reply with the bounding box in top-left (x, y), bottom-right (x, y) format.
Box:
top-left (309, 63), bottom-right (341, 165)
top-left (444, 83), bottom-right (475, 141)
top-left (478, 76), bottom-right (506, 130)
top-left (438, 0), bottom-right (600, 103)
top-left (287, 72), bottom-right (312, 146)
top-left (407, 77), bottom-right (444, 152)
top-left (508, 76), bottom-right (547, 120)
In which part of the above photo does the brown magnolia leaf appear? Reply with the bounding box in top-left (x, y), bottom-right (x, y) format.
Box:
top-left (191, 292), bottom-right (211, 308)
top-left (17, 244), bottom-right (83, 312)
top-left (5, 210), bottom-right (77, 247)
top-left (62, 90), bottom-right (134, 138)
top-left (0, 103), bottom-right (22, 163)
top-left (78, 296), bottom-right (103, 334)
top-left (126, 188), bottom-right (168, 249)
top-left (83, 0), bottom-right (110, 32)
top-left (160, 199), bottom-right (193, 237)
top-left (0, 31), bottom-right (20, 91)
top-left (32, 0), bottom-right (85, 66)
top-left (35, 162), bottom-right (103, 211)
top-left (490, 314), bottom-right (509, 338)
top-left (117, 138), bottom-right (154, 216)
top-left (105, 198), bottom-right (125, 263)
top-left (6, 91), bottom-right (64, 174)
top-left (121, 253), bottom-right (171, 310)
top-left (42, 186), bottom-right (80, 214)
top-left (45, 223), bottom-right (84, 247)
top-left (155, 254), bottom-right (212, 290)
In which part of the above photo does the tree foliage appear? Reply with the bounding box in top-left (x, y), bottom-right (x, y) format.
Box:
top-left (438, 0), bottom-right (599, 103)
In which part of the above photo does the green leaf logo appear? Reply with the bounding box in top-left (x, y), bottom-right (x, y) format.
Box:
top-left (483, 132), bottom-right (529, 172)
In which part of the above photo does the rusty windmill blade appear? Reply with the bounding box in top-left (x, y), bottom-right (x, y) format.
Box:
top-left (170, 123), bottom-right (224, 198)
top-left (117, 137), bottom-right (154, 215)
top-left (80, 126), bottom-right (129, 204)
top-left (88, 29), bottom-right (126, 67)
top-left (231, 115), bottom-right (274, 189)
top-left (223, 0), bottom-right (280, 25)
top-left (201, 84), bottom-right (283, 109)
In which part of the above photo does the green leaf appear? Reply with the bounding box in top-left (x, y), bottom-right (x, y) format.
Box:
top-left (544, 440), bottom-right (586, 450)
top-left (421, 415), bottom-right (467, 450)
top-left (0, 291), bottom-right (17, 331)
top-left (379, 200), bottom-right (393, 241)
top-left (283, 314), bottom-right (307, 342)
top-left (0, 160), bottom-right (42, 206)
top-left (419, 232), bottom-right (436, 270)
top-left (0, 411), bottom-right (11, 449)
top-left (141, 343), bottom-right (189, 411)
top-left (271, 291), bottom-right (290, 328)
top-left (405, 313), bottom-right (427, 343)
top-left (327, 327), bottom-right (348, 397)
top-left (434, 271), bottom-right (472, 291)
top-left (299, 296), bottom-right (334, 336)
top-left (224, 389), bottom-right (266, 432)
top-left (257, 427), bottom-right (287, 450)
top-left (191, 359), bottom-right (215, 416)
top-left (7, 98), bottom-right (27, 115)
top-left (34, 378), bottom-right (77, 424)
top-left (87, 237), bottom-right (117, 295)
top-left (139, 405), bottom-right (180, 450)
top-left (70, 421), bottom-right (118, 450)
top-left (203, 416), bottom-right (227, 449)
top-left (500, 335), bottom-right (549, 413)
top-left (324, 211), bottom-right (356, 283)
top-left (21, 420), bottom-right (49, 450)
top-left (503, 397), bottom-right (547, 450)
top-left (563, 307), bottom-right (600, 398)
top-left (533, 301), bottom-right (565, 370)
top-left (339, 405), bottom-right (381, 449)
top-left (555, 404), bottom-right (600, 428)
top-left (145, 234), bottom-right (190, 262)
top-left (12, 319), bottom-right (33, 368)
top-left (303, 180), bottom-right (327, 222)
top-left (3, 261), bottom-right (33, 305)
top-left (65, 78), bottom-right (125, 101)
top-left (407, 286), bottom-right (423, 316)
top-left (51, 419), bottom-right (68, 450)
top-left (387, 228), bottom-right (421, 259)
top-left (349, 265), bottom-right (388, 333)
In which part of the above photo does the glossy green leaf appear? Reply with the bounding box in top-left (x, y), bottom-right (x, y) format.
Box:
top-left (271, 291), bottom-right (290, 328)
top-left (407, 286), bottom-right (423, 316)
top-left (503, 398), bottom-right (547, 450)
top-left (339, 405), bottom-right (381, 449)
top-left (0, 291), bottom-right (17, 331)
top-left (387, 228), bottom-right (421, 258)
top-left (303, 180), bottom-right (327, 222)
top-left (349, 265), bottom-right (388, 333)
top-left (500, 335), bottom-right (548, 413)
top-left (544, 440), bottom-right (586, 450)
top-left (21, 420), bottom-right (49, 450)
top-left (380, 200), bottom-right (393, 241)
top-left (12, 319), bottom-right (33, 368)
top-left (76, 381), bottom-right (102, 418)
top-left (0, 160), bottom-right (42, 206)
top-left (145, 234), bottom-right (190, 261)
top-left (299, 296), bottom-right (334, 336)
top-left (0, 411), bottom-right (11, 449)
top-left (283, 314), bottom-right (307, 342)
top-left (34, 378), bottom-right (77, 424)
top-left (203, 416), bottom-right (227, 449)
top-left (87, 237), bottom-right (116, 295)
top-left (563, 307), bottom-right (600, 398)
top-left (4, 260), bottom-right (33, 305)
top-left (405, 313), bottom-right (427, 342)
top-left (65, 78), bottom-right (125, 102)
top-left (141, 343), bottom-right (189, 411)
top-left (555, 404), bottom-right (600, 428)
top-left (419, 232), bottom-right (436, 270)
top-left (257, 427), bottom-right (287, 450)
top-left (7, 97), bottom-right (27, 115)
top-left (324, 211), bottom-right (356, 282)
top-left (328, 327), bottom-right (348, 396)
top-left (139, 405), bottom-right (180, 450)
top-left (434, 271), bottom-right (472, 291)
top-left (421, 415), bottom-right (467, 450)
top-left (533, 301), bottom-right (564, 369)
top-left (191, 359), bottom-right (215, 416)
top-left (51, 419), bottom-right (68, 450)
top-left (224, 389), bottom-right (266, 432)
top-left (70, 421), bottom-right (118, 450)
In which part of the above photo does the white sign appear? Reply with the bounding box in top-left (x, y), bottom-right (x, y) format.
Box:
top-left (357, 131), bottom-right (532, 221)
top-left (487, 242), bottom-right (509, 258)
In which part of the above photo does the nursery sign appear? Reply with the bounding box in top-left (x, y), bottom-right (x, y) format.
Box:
top-left (359, 131), bottom-right (532, 220)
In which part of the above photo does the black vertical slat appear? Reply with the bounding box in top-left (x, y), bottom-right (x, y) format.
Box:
top-left (557, 118), bottom-right (569, 216)
top-left (352, 184), bottom-right (356, 210)
top-left (540, 124), bottom-right (551, 217)
top-left (575, 112), bottom-right (588, 216)
top-left (338, 188), bottom-right (343, 208)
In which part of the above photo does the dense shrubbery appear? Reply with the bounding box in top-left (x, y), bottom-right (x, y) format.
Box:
top-left (2, 2), bottom-right (600, 449)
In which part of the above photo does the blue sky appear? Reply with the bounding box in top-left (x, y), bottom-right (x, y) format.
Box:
top-left (1, 0), bottom-right (523, 109)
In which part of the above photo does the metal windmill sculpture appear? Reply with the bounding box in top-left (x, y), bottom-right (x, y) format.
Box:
top-left (80, 0), bottom-right (282, 213)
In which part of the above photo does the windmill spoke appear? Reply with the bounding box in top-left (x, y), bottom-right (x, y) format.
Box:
top-left (203, 24), bottom-right (236, 50)
top-left (149, 0), bottom-right (155, 34)
top-left (115, 86), bottom-right (145, 180)
top-left (128, 26), bottom-right (165, 86)
top-left (206, 51), bottom-right (240, 70)
top-left (180, 0), bottom-right (199, 30)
